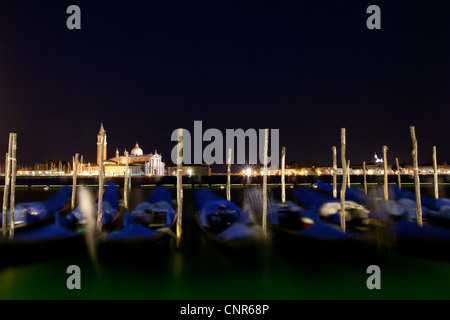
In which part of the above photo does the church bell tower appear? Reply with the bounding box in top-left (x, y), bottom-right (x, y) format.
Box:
top-left (97, 122), bottom-right (107, 164)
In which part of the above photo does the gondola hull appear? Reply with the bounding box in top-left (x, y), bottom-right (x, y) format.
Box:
top-left (97, 222), bottom-right (176, 264)
top-left (270, 220), bottom-right (379, 264)
top-left (194, 212), bottom-right (270, 266)
top-left (96, 186), bottom-right (177, 264)
top-left (0, 182), bottom-right (119, 266)
top-left (312, 182), bottom-right (450, 261)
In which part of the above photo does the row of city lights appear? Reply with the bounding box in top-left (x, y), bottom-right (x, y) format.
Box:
top-left (15, 166), bottom-right (450, 177)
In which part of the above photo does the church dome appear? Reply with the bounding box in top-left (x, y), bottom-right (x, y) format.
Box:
top-left (131, 142), bottom-right (143, 156)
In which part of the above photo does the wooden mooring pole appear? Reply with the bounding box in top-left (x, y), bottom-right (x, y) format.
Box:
top-left (396, 157), bottom-right (401, 189)
top-left (227, 148), bottom-right (231, 201)
top-left (2, 134), bottom-right (13, 237)
top-left (124, 151), bottom-right (129, 210)
top-left (332, 146), bottom-right (337, 198)
top-left (9, 133), bottom-right (17, 239)
top-left (363, 161), bottom-right (367, 195)
top-left (176, 129), bottom-right (183, 248)
top-left (262, 128), bottom-right (269, 236)
top-left (433, 146), bottom-right (439, 200)
top-left (97, 129), bottom-right (105, 232)
top-left (383, 146), bottom-right (388, 201)
top-left (347, 160), bottom-right (350, 188)
top-left (340, 128), bottom-right (347, 232)
top-left (71, 153), bottom-right (79, 210)
top-left (410, 126), bottom-right (422, 227)
top-left (281, 147), bottom-right (286, 203)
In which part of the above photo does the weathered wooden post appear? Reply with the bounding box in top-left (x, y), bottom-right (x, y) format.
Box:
top-left (433, 146), bottom-right (439, 200)
top-left (71, 153), bottom-right (79, 210)
top-left (262, 128), bottom-right (269, 236)
top-left (340, 128), bottom-right (347, 232)
top-left (124, 151), bottom-right (130, 210)
top-left (396, 157), bottom-right (401, 189)
top-left (176, 129), bottom-right (183, 248)
top-left (9, 133), bottom-right (17, 239)
top-left (281, 147), bottom-right (286, 203)
top-left (347, 160), bottom-right (350, 188)
top-left (410, 126), bottom-right (422, 227)
top-left (2, 134), bottom-right (13, 237)
top-left (97, 128), bottom-right (105, 232)
top-left (227, 148), bottom-right (231, 201)
top-left (363, 161), bottom-right (367, 195)
top-left (383, 146), bottom-right (388, 201)
top-left (332, 146), bottom-right (337, 198)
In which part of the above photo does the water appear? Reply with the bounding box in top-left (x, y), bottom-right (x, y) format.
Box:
top-left (1, 176), bottom-right (450, 299)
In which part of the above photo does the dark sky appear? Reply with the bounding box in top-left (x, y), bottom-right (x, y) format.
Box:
top-left (1, 1), bottom-right (449, 171)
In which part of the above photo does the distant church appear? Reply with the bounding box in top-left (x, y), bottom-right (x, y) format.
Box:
top-left (95, 122), bottom-right (165, 176)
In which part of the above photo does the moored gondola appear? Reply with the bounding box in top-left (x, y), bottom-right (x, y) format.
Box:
top-left (267, 196), bottom-right (376, 263)
top-left (1, 186), bottom-right (72, 232)
top-left (193, 188), bottom-right (268, 265)
top-left (0, 183), bottom-right (120, 266)
top-left (314, 180), bottom-right (450, 261)
top-left (97, 185), bottom-right (177, 263)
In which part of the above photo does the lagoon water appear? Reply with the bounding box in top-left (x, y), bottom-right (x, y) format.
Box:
top-left (1, 176), bottom-right (450, 299)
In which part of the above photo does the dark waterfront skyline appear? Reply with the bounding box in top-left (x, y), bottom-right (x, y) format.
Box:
top-left (1, 1), bottom-right (449, 169)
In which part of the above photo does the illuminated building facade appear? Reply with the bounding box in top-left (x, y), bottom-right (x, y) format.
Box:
top-left (92, 123), bottom-right (166, 176)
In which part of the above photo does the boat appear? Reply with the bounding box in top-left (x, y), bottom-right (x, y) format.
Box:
top-left (389, 186), bottom-right (450, 228)
top-left (391, 186), bottom-right (450, 212)
top-left (193, 188), bottom-right (267, 264)
top-left (314, 179), bottom-right (370, 205)
top-left (315, 179), bottom-right (450, 228)
top-left (64, 182), bottom-right (120, 231)
top-left (271, 190), bottom-right (375, 262)
top-left (97, 185), bottom-right (177, 263)
top-left (1, 185), bottom-right (72, 232)
top-left (293, 186), bottom-right (370, 229)
top-left (313, 180), bottom-right (450, 260)
top-left (0, 182), bottom-right (120, 266)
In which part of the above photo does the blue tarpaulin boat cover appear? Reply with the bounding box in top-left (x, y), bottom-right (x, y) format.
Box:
top-left (194, 188), bottom-right (251, 226)
top-left (293, 187), bottom-right (338, 209)
top-left (123, 201), bottom-right (175, 227)
top-left (146, 185), bottom-right (173, 205)
top-left (267, 198), bottom-right (355, 240)
top-left (13, 212), bottom-right (78, 240)
top-left (267, 200), bottom-right (304, 225)
top-left (194, 188), bottom-right (223, 209)
top-left (2, 186), bottom-right (72, 227)
top-left (390, 186), bottom-right (450, 213)
top-left (316, 181), bottom-right (450, 222)
top-left (66, 182), bottom-right (119, 226)
top-left (315, 180), bottom-right (370, 204)
top-left (12, 183), bottom-right (120, 241)
top-left (194, 188), bottom-right (261, 239)
top-left (106, 186), bottom-right (175, 240)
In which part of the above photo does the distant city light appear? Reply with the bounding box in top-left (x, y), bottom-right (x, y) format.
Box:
top-left (374, 153), bottom-right (383, 163)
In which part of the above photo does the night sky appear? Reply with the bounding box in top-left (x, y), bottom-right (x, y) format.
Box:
top-left (1, 1), bottom-right (449, 171)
